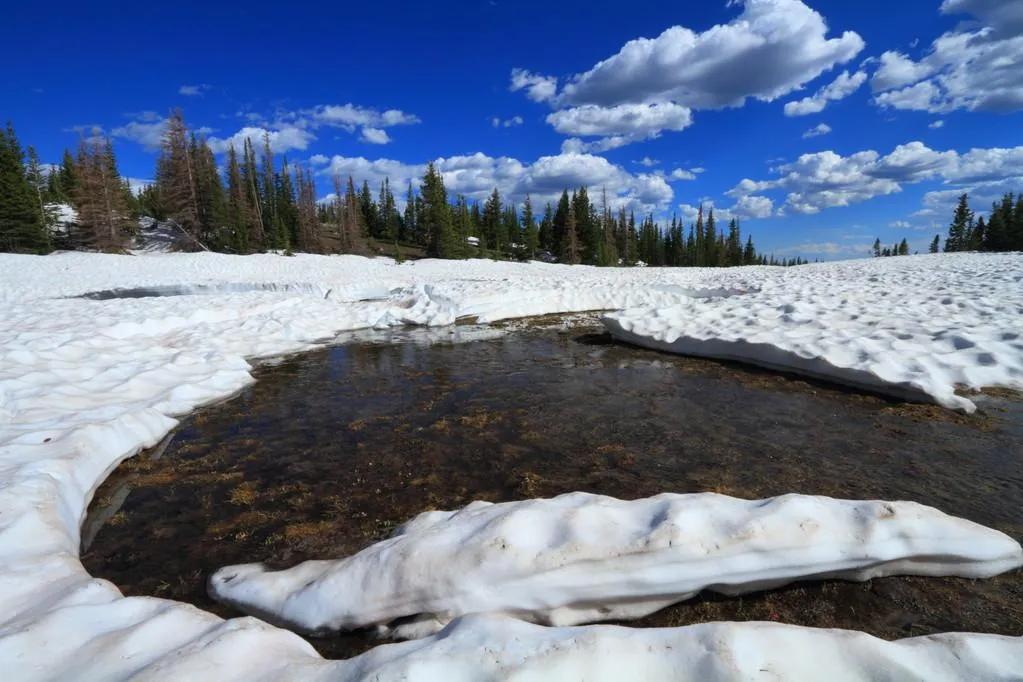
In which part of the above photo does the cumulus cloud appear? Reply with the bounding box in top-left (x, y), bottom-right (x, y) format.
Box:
top-left (556, 0), bottom-right (863, 110)
top-left (669, 168), bottom-right (697, 180)
top-left (871, 1), bottom-right (1023, 113)
top-left (509, 69), bottom-right (558, 102)
top-left (784, 70), bottom-right (866, 116)
top-left (207, 126), bottom-right (315, 155)
top-left (728, 140), bottom-right (1023, 215)
top-left (635, 157), bottom-right (659, 167)
top-left (318, 150), bottom-right (674, 215)
top-left (511, 0), bottom-right (861, 149)
top-left (545, 101), bottom-right (693, 149)
top-left (178, 84), bottom-right (211, 96)
top-left (732, 194), bottom-right (775, 219)
top-left (359, 127), bottom-right (391, 144)
top-left (204, 102), bottom-right (419, 155)
top-left (802, 123), bottom-right (832, 138)
top-left (299, 104), bottom-right (420, 131)
top-left (929, 119), bottom-right (945, 128)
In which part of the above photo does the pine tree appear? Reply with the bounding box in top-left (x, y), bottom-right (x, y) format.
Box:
top-left (561, 201), bottom-right (581, 264)
top-left (241, 138), bottom-right (265, 249)
top-left (73, 137), bottom-right (133, 251)
top-left (191, 133), bottom-right (226, 246)
top-left (402, 181), bottom-right (416, 244)
top-left (743, 235), bottom-right (756, 265)
top-left (945, 193), bottom-right (973, 252)
top-left (224, 144), bottom-right (251, 252)
top-left (929, 234), bottom-right (940, 253)
top-left (156, 110), bottom-right (206, 247)
top-left (420, 162), bottom-right (458, 258)
top-left (898, 238), bottom-right (909, 256)
top-left (294, 165), bottom-right (320, 252)
top-left (25, 145), bottom-right (55, 240)
top-left (0, 123), bottom-right (48, 252)
top-left (873, 238), bottom-right (881, 257)
top-left (521, 194), bottom-right (538, 259)
top-left (482, 187), bottom-right (503, 254)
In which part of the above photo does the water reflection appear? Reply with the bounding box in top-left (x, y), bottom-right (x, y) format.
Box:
top-left (82, 322), bottom-right (1023, 659)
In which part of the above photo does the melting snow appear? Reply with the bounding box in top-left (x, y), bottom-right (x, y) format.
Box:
top-left (1, 250), bottom-right (1021, 680)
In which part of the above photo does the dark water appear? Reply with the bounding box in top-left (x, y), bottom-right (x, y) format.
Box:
top-left (82, 320), bottom-right (1023, 659)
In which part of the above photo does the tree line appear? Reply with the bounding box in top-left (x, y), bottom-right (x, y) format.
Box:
top-left (3, 113), bottom-right (790, 267)
top-left (941, 193), bottom-right (1023, 253)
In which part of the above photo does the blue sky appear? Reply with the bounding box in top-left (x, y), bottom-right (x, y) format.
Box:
top-left (4, 0), bottom-right (1022, 258)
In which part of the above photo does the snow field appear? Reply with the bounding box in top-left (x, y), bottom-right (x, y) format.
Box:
top-left (0, 250), bottom-right (1021, 679)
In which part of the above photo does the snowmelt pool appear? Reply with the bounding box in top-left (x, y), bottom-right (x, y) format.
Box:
top-left (81, 322), bottom-right (1023, 659)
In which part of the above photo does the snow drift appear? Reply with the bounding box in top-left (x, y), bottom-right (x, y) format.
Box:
top-left (2, 250), bottom-right (1022, 679)
top-left (209, 492), bottom-right (1023, 638)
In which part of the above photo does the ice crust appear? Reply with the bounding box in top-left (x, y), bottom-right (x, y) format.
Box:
top-left (208, 492), bottom-right (1023, 638)
top-left (1, 250), bottom-right (1022, 680)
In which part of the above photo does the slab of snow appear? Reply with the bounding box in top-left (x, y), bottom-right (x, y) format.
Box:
top-left (1, 250), bottom-right (1022, 679)
top-left (320, 615), bottom-right (1023, 682)
top-left (208, 492), bottom-right (1022, 639)
top-left (604, 254), bottom-right (1023, 412)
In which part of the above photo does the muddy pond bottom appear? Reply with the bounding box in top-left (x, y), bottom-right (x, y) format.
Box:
top-left (82, 319), bottom-right (1023, 659)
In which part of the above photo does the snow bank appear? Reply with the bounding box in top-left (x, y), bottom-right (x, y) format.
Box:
top-left (604, 253), bottom-right (1023, 412)
top-left (325, 615), bottom-right (1023, 681)
top-left (1, 250), bottom-right (1022, 679)
top-left (209, 492), bottom-right (1022, 638)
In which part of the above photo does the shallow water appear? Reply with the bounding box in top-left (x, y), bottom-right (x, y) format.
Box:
top-left (82, 318), bottom-right (1023, 659)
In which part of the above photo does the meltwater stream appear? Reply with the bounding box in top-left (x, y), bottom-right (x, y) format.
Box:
top-left (81, 318), bottom-right (1023, 659)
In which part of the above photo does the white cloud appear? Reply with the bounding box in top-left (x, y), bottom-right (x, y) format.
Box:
top-left (889, 220), bottom-right (912, 228)
top-left (871, 52), bottom-right (934, 92)
top-left (635, 156), bottom-right (659, 167)
top-left (870, 2), bottom-right (1023, 113)
top-left (545, 101), bottom-right (693, 149)
top-left (309, 154), bottom-right (330, 165)
top-left (299, 104), bottom-right (420, 131)
top-left (509, 69), bottom-right (558, 103)
top-left (802, 123), bottom-right (832, 138)
top-left (359, 127), bottom-right (391, 145)
top-left (203, 102), bottom-right (420, 156)
top-left (669, 168), bottom-right (696, 180)
top-left (555, 0), bottom-right (863, 110)
top-left (110, 118), bottom-right (167, 151)
top-left (178, 84), bottom-right (211, 96)
top-left (318, 150), bottom-right (674, 215)
top-left (491, 115), bottom-right (524, 128)
top-left (728, 140), bottom-right (1023, 215)
top-left (207, 126), bottom-right (315, 155)
top-left (784, 69), bottom-right (866, 116)
top-left (732, 194), bottom-right (775, 219)
top-left (929, 119), bottom-right (945, 128)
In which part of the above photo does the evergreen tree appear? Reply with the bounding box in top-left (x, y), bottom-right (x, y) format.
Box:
top-left (73, 137), bottom-right (133, 251)
top-left (561, 200), bottom-right (581, 264)
top-left (743, 235), bottom-right (756, 265)
top-left (873, 238), bottom-right (882, 257)
top-left (929, 234), bottom-right (940, 253)
top-left (0, 123), bottom-right (48, 252)
top-left (190, 133), bottom-right (226, 246)
top-left (402, 181), bottom-right (416, 244)
top-left (945, 193), bottom-right (973, 252)
top-left (156, 110), bottom-right (204, 246)
top-left (898, 238), bottom-right (909, 256)
top-left (25, 145), bottom-right (55, 237)
top-left (521, 194), bottom-right (538, 259)
top-left (420, 162), bottom-right (458, 257)
top-left (224, 144), bottom-right (252, 252)
top-left (482, 187), bottom-right (503, 253)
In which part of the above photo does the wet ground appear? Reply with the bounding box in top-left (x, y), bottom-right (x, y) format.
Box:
top-left (81, 317), bottom-right (1023, 659)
